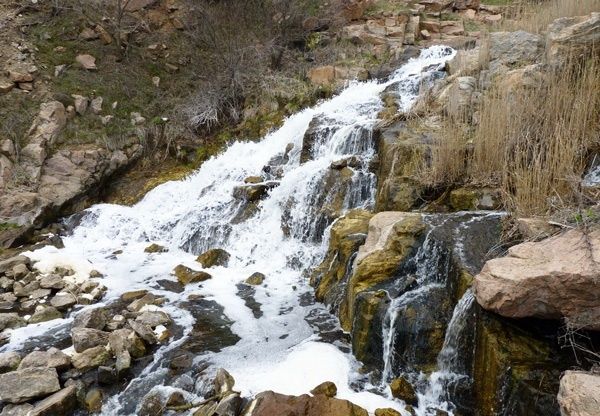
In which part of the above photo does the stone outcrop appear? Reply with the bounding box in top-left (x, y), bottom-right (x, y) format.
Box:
top-left (340, 212), bottom-right (424, 330)
top-left (474, 229), bottom-right (600, 329)
top-left (546, 12), bottom-right (600, 68)
top-left (558, 371), bottom-right (600, 416)
top-left (247, 391), bottom-right (369, 416)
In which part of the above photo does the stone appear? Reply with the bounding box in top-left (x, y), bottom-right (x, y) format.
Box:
top-left (12, 263), bottom-right (29, 279)
top-left (7, 71), bottom-right (33, 83)
top-left (27, 385), bottom-right (76, 415)
top-left (121, 290), bottom-right (148, 302)
top-left (213, 393), bottom-right (243, 415)
top-left (0, 404), bottom-right (34, 416)
top-left (0, 256), bottom-right (30, 274)
top-left (90, 96), bottom-right (103, 114)
top-left (245, 272), bottom-right (265, 285)
top-left (488, 31), bottom-right (543, 67)
top-left (96, 25), bottom-right (113, 44)
top-left (308, 66), bottom-right (345, 85)
top-left (144, 243), bottom-right (167, 253)
top-left (18, 348), bottom-right (70, 370)
top-left (340, 212), bottom-right (424, 330)
top-left (516, 218), bottom-right (560, 241)
top-left (39, 274), bottom-right (65, 289)
top-left (0, 292), bottom-right (17, 311)
top-left (109, 328), bottom-right (146, 358)
top-left (85, 388), bottom-right (103, 413)
top-left (196, 248), bottom-right (231, 268)
top-left (214, 368), bottom-right (236, 396)
top-left (152, 76), bottom-right (160, 87)
top-left (72, 328), bottom-right (110, 352)
top-left (71, 346), bottom-right (110, 371)
top-left (50, 292), bottom-right (77, 309)
top-left (248, 391), bottom-right (369, 416)
top-left (72, 307), bottom-right (108, 330)
top-left (173, 265), bottom-right (212, 285)
top-left (375, 409), bottom-right (402, 416)
top-left (558, 371), bottom-right (600, 416)
top-left (115, 351), bottom-right (131, 372)
top-left (72, 95), bottom-right (89, 115)
top-left (474, 229), bottom-right (600, 329)
top-left (130, 112), bottom-right (146, 125)
top-left (128, 319), bottom-right (157, 344)
top-left (0, 352), bottom-right (21, 373)
top-left (127, 293), bottom-right (160, 312)
top-left (0, 79), bottom-right (14, 93)
top-left (97, 365), bottom-right (118, 384)
top-left (75, 54), bottom-right (97, 70)
top-left (310, 381), bottom-right (337, 398)
top-left (29, 306), bottom-right (62, 324)
top-left (390, 377), bottom-right (418, 405)
top-left (0, 368), bottom-right (60, 403)
top-left (135, 311), bottom-right (171, 327)
top-left (546, 13), bottom-right (600, 68)
top-left (79, 27), bottom-right (99, 40)
top-left (0, 313), bottom-right (26, 330)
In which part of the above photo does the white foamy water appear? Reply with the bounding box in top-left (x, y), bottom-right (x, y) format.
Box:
top-left (12, 46), bottom-right (456, 415)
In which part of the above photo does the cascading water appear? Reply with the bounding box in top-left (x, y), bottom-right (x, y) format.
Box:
top-left (2, 46), bottom-right (457, 415)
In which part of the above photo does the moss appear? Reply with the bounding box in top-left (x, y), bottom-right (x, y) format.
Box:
top-left (473, 313), bottom-right (564, 416)
top-left (0, 223), bottom-right (19, 232)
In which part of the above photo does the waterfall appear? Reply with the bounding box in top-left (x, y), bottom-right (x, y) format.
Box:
top-left (418, 290), bottom-right (476, 415)
top-left (8, 46), bottom-right (457, 415)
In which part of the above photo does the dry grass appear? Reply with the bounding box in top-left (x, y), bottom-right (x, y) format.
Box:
top-left (422, 54), bottom-right (600, 216)
top-left (502, 0), bottom-right (600, 33)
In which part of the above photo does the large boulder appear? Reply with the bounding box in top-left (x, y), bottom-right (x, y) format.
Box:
top-left (473, 229), bottom-right (600, 329)
top-left (247, 391), bottom-right (368, 416)
top-left (546, 13), bottom-right (600, 68)
top-left (487, 31), bottom-right (543, 69)
top-left (0, 368), bottom-right (60, 403)
top-left (558, 371), bottom-right (600, 416)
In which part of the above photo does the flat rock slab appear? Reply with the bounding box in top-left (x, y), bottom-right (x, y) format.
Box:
top-left (0, 368), bottom-right (60, 403)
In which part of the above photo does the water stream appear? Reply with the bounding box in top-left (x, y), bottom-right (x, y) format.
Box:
top-left (3, 46), bottom-right (457, 415)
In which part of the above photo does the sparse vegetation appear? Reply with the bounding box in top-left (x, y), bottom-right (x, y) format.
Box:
top-left (421, 53), bottom-right (600, 217)
top-left (501, 0), bottom-right (600, 33)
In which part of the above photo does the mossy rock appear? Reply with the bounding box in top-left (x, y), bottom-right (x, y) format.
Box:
top-left (390, 376), bottom-right (418, 405)
top-left (340, 213), bottom-right (424, 331)
top-left (310, 381), bottom-right (337, 398)
top-left (374, 409), bottom-right (402, 416)
top-left (144, 243), bottom-right (167, 253)
top-left (196, 249), bottom-right (230, 268)
top-left (473, 312), bottom-right (567, 416)
top-left (311, 209), bottom-right (373, 307)
top-left (350, 290), bottom-right (388, 366)
top-left (245, 272), bottom-right (265, 286)
top-left (173, 265), bottom-right (212, 285)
